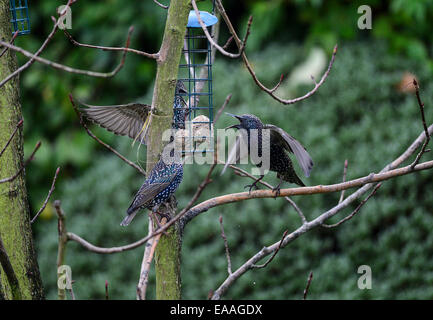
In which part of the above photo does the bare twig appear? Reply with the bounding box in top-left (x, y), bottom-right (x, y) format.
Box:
top-left (0, 26), bottom-right (131, 81)
top-left (136, 217), bottom-right (164, 300)
top-left (0, 0), bottom-right (76, 88)
top-left (252, 230), bottom-right (288, 269)
top-left (153, 0), bottom-right (168, 9)
top-left (410, 79), bottom-right (430, 168)
top-left (69, 94), bottom-right (145, 175)
top-left (0, 119), bottom-right (23, 158)
top-left (219, 216), bottom-right (232, 275)
top-left (303, 271), bottom-right (313, 300)
top-left (0, 30), bottom-right (19, 59)
top-left (191, 0), bottom-right (252, 59)
top-left (214, 94), bottom-right (232, 123)
top-left (54, 200), bottom-right (68, 300)
top-left (338, 159), bottom-right (348, 204)
top-left (31, 167), bottom-right (61, 224)
top-left (322, 183), bottom-right (382, 228)
top-left (68, 279), bottom-right (76, 300)
top-left (105, 280), bottom-right (109, 300)
top-left (64, 28), bottom-right (159, 59)
top-left (0, 233), bottom-right (21, 300)
top-left (0, 141), bottom-right (41, 184)
top-left (215, 0), bottom-right (337, 105)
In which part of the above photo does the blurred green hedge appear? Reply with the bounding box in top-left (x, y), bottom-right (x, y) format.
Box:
top-left (33, 40), bottom-right (433, 299)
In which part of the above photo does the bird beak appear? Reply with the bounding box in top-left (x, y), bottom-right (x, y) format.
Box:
top-left (224, 113), bottom-right (242, 130)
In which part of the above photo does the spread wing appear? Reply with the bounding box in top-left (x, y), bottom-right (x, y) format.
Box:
top-left (265, 124), bottom-right (314, 177)
top-left (78, 101), bottom-right (151, 143)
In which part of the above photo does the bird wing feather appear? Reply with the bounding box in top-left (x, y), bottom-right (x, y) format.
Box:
top-left (78, 101), bottom-right (151, 143)
top-left (265, 124), bottom-right (314, 177)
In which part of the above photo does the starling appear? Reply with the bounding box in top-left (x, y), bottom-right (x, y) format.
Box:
top-left (78, 80), bottom-right (189, 144)
top-left (222, 113), bottom-right (313, 194)
top-left (120, 157), bottom-right (183, 226)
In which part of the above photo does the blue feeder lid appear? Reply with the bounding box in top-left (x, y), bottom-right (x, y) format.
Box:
top-left (187, 10), bottom-right (218, 28)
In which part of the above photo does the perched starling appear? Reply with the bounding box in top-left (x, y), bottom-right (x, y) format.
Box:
top-left (78, 80), bottom-right (189, 144)
top-left (120, 157), bottom-right (183, 226)
top-left (222, 113), bottom-right (313, 194)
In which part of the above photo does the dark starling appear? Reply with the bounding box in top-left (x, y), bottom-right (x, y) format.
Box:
top-left (78, 80), bottom-right (189, 144)
top-left (222, 113), bottom-right (313, 194)
top-left (120, 157), bottom-right (183, 226)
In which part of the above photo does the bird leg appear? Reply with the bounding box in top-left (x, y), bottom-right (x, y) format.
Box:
top-left (149, 210), bottom-right (169, 235)
top-left (272, 176), bottom-right (284, 197)
top-left (244, 175), bottom-right (264, 194)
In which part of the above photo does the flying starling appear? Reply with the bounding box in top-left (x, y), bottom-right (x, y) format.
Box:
top-left (222, 113), bottom-right (313, 194)
top-left (120, 157), bottom-right (183, 226)
top-left (78, 80), bottom-right (189, 144)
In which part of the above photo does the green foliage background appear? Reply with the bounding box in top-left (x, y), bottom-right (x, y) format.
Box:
top-left (13, 1), bottom-right (433, 299)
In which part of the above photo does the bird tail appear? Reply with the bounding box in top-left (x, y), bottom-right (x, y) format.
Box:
top-left (293, 175), bottom-right (305, 187)
top-left (120, 210), bottom-right (138, 227)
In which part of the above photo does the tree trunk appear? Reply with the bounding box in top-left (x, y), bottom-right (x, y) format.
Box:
top-left (0, 0), bottom-right (44, 299)
top-left (147, 0), bottom-right (190, 300)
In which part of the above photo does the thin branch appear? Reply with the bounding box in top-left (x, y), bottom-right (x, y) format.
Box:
top-left (0, 233), bottom-right (21, 300)
top-left (191, 0), bottom-right (252, 59)
top-left (0, 141), bottom-right (41, 184)
top-left (410, 79), bottom-right (430, 169)
top-left (0, 30), bottom-right (19, 59)
top-left (31, 167), bottom-right (61, 224)
top-left (105, 280), bottom-right (109, 300)
top-left (69, 94), bottom-right (146, 175)
top-left (338, 159), bottom-right (348, 204)
top-left (136, 217), bottom-right (163, 300)
top-left (68, 279), bottom-right (76, 300)
top-left (63, 28), bottom-right (159, 59)
top-left (153, 0), bottom-right (168, 9)
top-left (0, 26), bottom-right (131, 81)
top-left (219, 216), bottom-right (232, 275)
top-left (215, 0), bottom-right (337, 105)
top-left (322, 183), bottom-right (382, 228)
top-left (0, 0), bottom-right (76, 88)
top-left (54, 200), bottom-right (68, 300)
top-left (252, 230), bottom-right (288, 269)
top-left (303, 271), bottom-right (313, 300)
top-left (214, 94), bottom-right (232, 123)
top-left (0, 119), bottom-right (23, 158)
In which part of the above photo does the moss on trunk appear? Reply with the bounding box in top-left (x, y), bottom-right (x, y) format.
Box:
top-left (0, 0), bottom-right (44, 300)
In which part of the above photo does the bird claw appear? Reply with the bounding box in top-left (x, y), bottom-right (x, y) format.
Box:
top-left (272, 185), bottom-right (281, 197)
top-left (244, 183), bottom-right (259, 194)
top-left (149, 212), bottom-right (170, 235)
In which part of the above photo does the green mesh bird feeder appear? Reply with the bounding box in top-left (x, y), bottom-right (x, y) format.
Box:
top-left (177, 1), bottom-right (217, 156)
top-left (9, 0), bottom-right (30, 35)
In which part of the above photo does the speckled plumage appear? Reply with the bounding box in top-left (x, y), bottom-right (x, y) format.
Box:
top-left (120, 159), bottom-right (183, 226)
top-left (224, 113), bottom-right (313, 192)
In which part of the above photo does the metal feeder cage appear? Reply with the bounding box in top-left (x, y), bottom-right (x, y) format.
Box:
top-left (177, 2), bottom-right (217, 155)
top-left (9, 0), bottom-right (30, 35)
